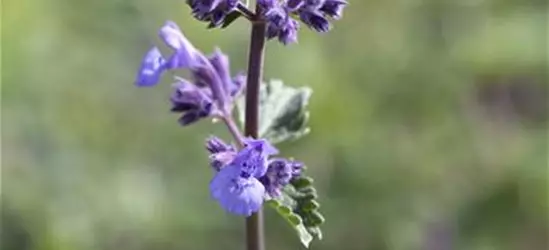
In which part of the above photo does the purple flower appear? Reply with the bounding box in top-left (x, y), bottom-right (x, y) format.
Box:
top-left (208, 138), bottom-right (279, 215)
top-left (135, 21), bottom-right (206, 87)
top-left (288, 160), bottom-right (304, 178)
top-left (302, 0), bottom-right (325, 9)
top-left (298, 10), bottom-right (330, 32)
top-left (208, 48), bottom-right (235, 100)
top-left (170, 78), bottom-right (217, 126)
top-left (320, 0), bottom-right (347, 19)
top-left (260, 159), bottom-right (304, 197)
top-left (230, 72), bottom-right (246, 96)
top-left (258, 0), bottom-right (275, 8)
top-left (135, 21), bottom-right (245, 125)
top-left (159, 21), bottom-right (201, 69)
top-left (206, 136), bottom-right (235, 153)
top-left (210, 164), bottom-right (265, 216)
top-left (189, 53), bottom-right (244, 100)
top-left (206, 136), bottom-right (237, 171)
top-left (187, 0), bottom-right (239, 27)
top-left (233, 138), bottom-right (279, 178)
top-left (210, 151), bottom-right (237, 171)
top-left (206, 137), bottom-right (307, 215)
top-left (278, 19), bottom-right (300, 44)
top-left (136, 47), bottom-right (167, 87)
top-left (264, 4), bottom-right (300, 44)
top-left (265, 6), bottom-right (287, 34)
top-left (260, 0), bottom-right (347, 44)
top-left (298, 0), bottom-right (347, 28)
top-left (286, 0), bottom-right (305, 11)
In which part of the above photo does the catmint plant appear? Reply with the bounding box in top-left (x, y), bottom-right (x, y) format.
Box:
top-left (135, 0), bottom-right (347, 249)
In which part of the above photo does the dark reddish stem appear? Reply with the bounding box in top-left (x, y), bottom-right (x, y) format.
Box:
top-left (244, 3), bottom-right (267, 250)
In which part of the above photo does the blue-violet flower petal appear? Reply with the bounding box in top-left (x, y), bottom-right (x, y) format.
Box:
top-left (135, 47), bottom-right (166, 87)
top-left (210, 165), bottom-right (265, 216)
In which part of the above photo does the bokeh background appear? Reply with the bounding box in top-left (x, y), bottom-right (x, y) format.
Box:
top-left (2, 0), bottom-right (548, 249)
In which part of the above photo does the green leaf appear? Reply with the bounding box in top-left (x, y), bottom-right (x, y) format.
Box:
top-left (237, 79), bottom-right (312, 144)
top-left (291, 187), bottom-right (318, 201)
top-left (290, 176), bottom-right (314, 190)
top-left (307, 210), bottom-right (325, 226)
top-left (237, 80), bottom-right (320, 246)
top-left (266, 164), bottom-right (324, 248)
top-left (299, 200), bottom-right (320, 212)
top-left (287, 214), bottom-right (302, 225)
top-left (276, 205), bottom-right (292, 215)
top-left (265, 199), bottom-right (281, 207)
top-left (306, 226), bottom-right (323, 240)
top-left (267, 197), bottom-right (314, 248)
top-left (295, 224), bottom-right (314, 247)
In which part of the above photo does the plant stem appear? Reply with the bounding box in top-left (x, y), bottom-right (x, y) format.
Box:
top-left (237, 2), bottom-right (255, 20)
top-left (244, 2), bottom-right (267, 250)
top-left (221, 115), bottom-right (244, 146)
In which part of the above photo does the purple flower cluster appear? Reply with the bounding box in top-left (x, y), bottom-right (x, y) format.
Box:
top-left (260, 158), bottom-right (303, 197)
top-left (260, 0), bottom-right (348, 44)
top-left (134, 8), bottom-right (330, 217)
top-left (135, 21), bottom-right (245, 125)
top-left (206, 137), bottom-right (303, 216)
top-left (186, 0), bottom-right (239, 27)
top-left (134, 21), bottom-right (310, 216)
top-left (182, 0), bottom-right (347, 44)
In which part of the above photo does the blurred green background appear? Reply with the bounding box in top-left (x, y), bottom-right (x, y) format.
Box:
top-left (2, 0), bottom-right (548, 249)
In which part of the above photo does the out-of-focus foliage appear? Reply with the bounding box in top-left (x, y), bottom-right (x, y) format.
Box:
top-left (2, 0), bottom-right (547, 249)
top-left (236, 79), bottom-right (312, 144)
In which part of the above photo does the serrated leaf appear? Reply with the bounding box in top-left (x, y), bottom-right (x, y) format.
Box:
top-left (267, 198), bottom-right (314, 248)
top-left (287, 214), bottom-right (302, 225)
top-left (299, 200), bottom-right (320, 212)
top-left (237, 79), bottom-right (312, 144)
top-left (295, 223), bottom-right (314, 247)
top-left (276, 205), bottom-right (292, 215)
top-left (296, 186), bottom-right (316, 194)
top-left (291, 187), bottom-right (318, 201)
top-left (290, 176), bottom-right (314, 189)
top-left (265, 199), bottom-right (281, 207)
top-left (267, 164), bottom-right (324, 247)
top-left (307, 211), bottom-right (325, 226)
top-left (306, 226), bottom-right (323, 240)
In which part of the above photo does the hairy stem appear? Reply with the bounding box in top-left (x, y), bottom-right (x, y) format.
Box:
top-left (244, 3), bottom-right (267, 250)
